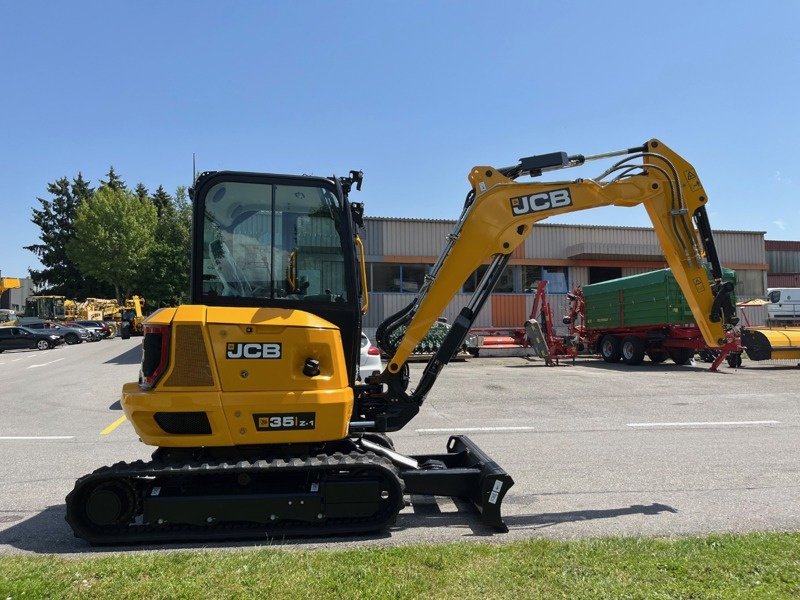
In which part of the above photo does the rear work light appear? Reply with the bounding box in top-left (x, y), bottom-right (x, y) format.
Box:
top-left (140, 324), bottom-right (170, 390)
top-left (367, 345), bottom-right (381, 356)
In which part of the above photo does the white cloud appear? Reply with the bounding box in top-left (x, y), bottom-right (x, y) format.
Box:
top-left (774, 171), bottom-right (793, 185)
top-left (773, 219), bottom-right (787, 230)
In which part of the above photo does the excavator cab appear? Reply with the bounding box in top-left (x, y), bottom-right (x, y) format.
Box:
top-left (192, 171), bottom-right (365, 381)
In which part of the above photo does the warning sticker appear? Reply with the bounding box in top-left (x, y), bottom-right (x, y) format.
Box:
top-left (685, 170), bottom-right (701, 192)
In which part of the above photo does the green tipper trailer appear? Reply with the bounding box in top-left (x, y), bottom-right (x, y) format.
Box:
top-left (583, 268), bottom-right (737, 329)
top-left (573, 268), bottom-right (741, 368)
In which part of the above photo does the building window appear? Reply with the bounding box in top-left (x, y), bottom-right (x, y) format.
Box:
top-left (401, 265), bottom-right (427, 292)
top-left (463, 265), bottom-right (514, 293)
top-left (589, 266), bottom-right (622, 284)
top-left (522, 265), bottom-right (568, 293)
top-left (542, 266), bottom-right (568, 293)
top-left (369, 263), bottom-right (430, 292)
top-left (522, 266), bottom-right (543, 292)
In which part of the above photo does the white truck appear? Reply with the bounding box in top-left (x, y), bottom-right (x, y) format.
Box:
top-left (766, 288), bottom-right (800, 322)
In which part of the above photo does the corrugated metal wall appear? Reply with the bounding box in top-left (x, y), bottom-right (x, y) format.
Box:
top-left (735, 270), bottom-right (767, 300)
top-left (379, 219), bottom-right (454, 257)
top-left (767, 250), bottom-right (800, 273)
top-left (362, 217), bottom-right (769, 330)
top-left (363, 292), bottom-right (493, 329)
top-left (365, 217), bottom-right (766, 265)
top-left (739, 304), bottom-right (767, 327)
top-left (491, 295), bottom-right (526, 327)
top-left (570, 267), bottom-right (589, 287)
top-left (768, 274), bottom-right (800, 287)
top-left (715, 231), bottom-right (767, 265)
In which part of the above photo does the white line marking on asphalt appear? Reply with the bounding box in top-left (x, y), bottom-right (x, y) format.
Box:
top-left (0, 436), bottom-right (75, 440)
top-left (627, 420), bottom-right (780, 428)
top-left (27, 357), bottom-right (65, 369)
top-left (0, 356), bottom-right (34, 364)
top-left (416, 426), bottom-right (538, 433)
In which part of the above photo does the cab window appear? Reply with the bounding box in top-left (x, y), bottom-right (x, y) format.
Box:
top-left (202, 181), bottom-right (348, 303)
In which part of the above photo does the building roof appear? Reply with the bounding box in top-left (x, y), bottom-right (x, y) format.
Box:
top-left (765, 240), bottom-right (800, 251)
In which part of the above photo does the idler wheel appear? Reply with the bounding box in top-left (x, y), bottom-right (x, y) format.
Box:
top-left (84, 480), bottom-right (136, 528)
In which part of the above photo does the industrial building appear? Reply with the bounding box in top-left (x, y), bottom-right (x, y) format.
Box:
top-left (361, 217), bottom-right (770, 332)
top-left (0, 277), bottom-right (33, 313)
top-left (766, 240), bottom-right (800, 288)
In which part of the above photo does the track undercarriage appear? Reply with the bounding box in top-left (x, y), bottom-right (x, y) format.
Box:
top-left (65, 435), bottom-right (513, 545)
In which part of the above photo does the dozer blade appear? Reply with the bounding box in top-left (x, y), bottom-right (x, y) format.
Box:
top-left (401, 435), bottom-right (514, 531)
top-left (742, 327), bottom-right (800, 361)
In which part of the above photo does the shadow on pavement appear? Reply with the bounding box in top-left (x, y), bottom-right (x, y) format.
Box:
top-left (0, 500), bottom-right (676, 554)
top-left (505, 358), bottom-right (714, 373)
top-left (104, 345), bottom-right (142, 365)
top-left (502, 502), bottom-right (678, 530)
top-left (0, 505), bottom-right (392, 555)
top-left (401, 497), bottom-right (677, 536)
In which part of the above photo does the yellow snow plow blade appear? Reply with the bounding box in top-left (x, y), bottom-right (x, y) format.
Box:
top-left (741, 327), bottom-right (800, 361)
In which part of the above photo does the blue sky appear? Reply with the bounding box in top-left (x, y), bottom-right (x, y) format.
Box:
top-left (2, 1), bottom-right (798, 279)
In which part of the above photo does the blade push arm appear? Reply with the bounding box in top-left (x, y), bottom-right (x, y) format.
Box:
top-left (369, 139), bottom-right (736, 431)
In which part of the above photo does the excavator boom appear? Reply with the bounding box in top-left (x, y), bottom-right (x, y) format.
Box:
top-left (372, 139), bottom-right (737, 431)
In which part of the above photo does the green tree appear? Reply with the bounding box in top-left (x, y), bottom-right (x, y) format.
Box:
top-left (25, 173), bottom-right (112, 297)
top-left (67, 186), bottom-right (157, 300)
top-left (150, 185), bottom-right (171, 217)
top-left (100, 166), bottom-right (126, 191)
top-left (138, 187), bottom-right (192, 307)
top-left (134, 182), bottom-right (150, 202)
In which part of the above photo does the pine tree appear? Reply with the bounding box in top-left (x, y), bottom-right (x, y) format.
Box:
top-left (101, 166), bottom-right (126, 191)
top-left (134, 182), bottom-right (150, 202)
top-left (24, 173), bottom-right (110, 297)
top-left (150, 185), bottom-right (172, 218)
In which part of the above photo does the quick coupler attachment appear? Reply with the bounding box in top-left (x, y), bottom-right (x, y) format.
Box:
top-left (402, 435), bottom-right (514, 531)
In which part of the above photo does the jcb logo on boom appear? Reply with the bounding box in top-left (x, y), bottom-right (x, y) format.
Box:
top-left (510, 188), bottom-right (572, 216)
top-left (226, 342), bottom-right (282, 359)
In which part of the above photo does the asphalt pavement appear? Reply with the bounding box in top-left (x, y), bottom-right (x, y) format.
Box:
top-left (1, 338), bottom-right (798, 555)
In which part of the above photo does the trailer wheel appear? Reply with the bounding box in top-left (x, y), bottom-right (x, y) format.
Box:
top-left (727, 352), bottom-right (743, 368)
top-left (621, 336), bottom-right (646, 365)
top-left (698, 349), bottom-right (719, 363)
top-left (647, 350), bottom-right (668, 364)
top-left (600, 335), bottom-right (621, 363)
top-left (668, 348), bottom-right (693, 366)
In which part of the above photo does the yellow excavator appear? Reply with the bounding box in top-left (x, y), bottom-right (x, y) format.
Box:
top-left (66, 139), bottom-right (739, 544)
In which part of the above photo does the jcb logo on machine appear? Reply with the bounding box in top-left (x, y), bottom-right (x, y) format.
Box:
top-left (226, 342), bottom-right (282, 359)
top-left (254, 412), bottom-right (316, 431)
top-left (510, 188), bottom-right (572, 216)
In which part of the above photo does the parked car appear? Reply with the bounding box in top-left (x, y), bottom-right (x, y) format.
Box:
top-left (23, 320), bottom-right (91, 345)
top-left (0, 326), bottom-right (64, 352)
top-left (64, 321), bottom-right (103, 341)
top-left (358, 332), bottom-right (383, 381)
top-left (74, 320), bottom-right (114, 339)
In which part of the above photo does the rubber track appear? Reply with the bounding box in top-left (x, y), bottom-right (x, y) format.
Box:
top-left (65, 451), bottom-right (404, 545)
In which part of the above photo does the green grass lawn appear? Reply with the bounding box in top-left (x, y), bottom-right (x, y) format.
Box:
top-left (2, 532), bottom-right (799, 599)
